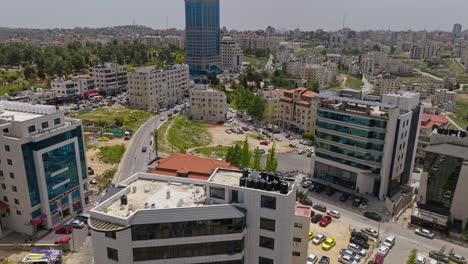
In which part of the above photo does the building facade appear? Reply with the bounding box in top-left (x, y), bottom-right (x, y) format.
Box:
top-left (292, 204), bottom-right (311, 264)
top-left (278, 88), bottom-right (318, 134)
top-left (91, 63), bottom-right (128, 95)
top-left (433, 89), bottom-right (457, 112)
top-left (300, 62), bottom-right (337, 89)
top-left (189, 82), bottom-right (227, 123)
top-left (378, 74), bottom-right (401, 96)
top-left (415, 113), bottom-right (450, 165)
top-left (310, 92), bottom-right (421, 200)
top-left (89, 170), bottom-right (298, 264)
top-left (0, 101), bottom-right (89, 236)
top-left (185, 0), bottom-right (221, 75)
top-left (51, 77), bottom-right (95, 97)
top-left (220, 36), bottom-right (243, 73)
top-left (128, 64), bottom-right (190, 112)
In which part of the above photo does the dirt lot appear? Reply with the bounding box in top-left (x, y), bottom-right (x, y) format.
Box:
top-left (85, 134), bottom-right (131, 176)
top-left (207, 124), bottom-right (294, 153)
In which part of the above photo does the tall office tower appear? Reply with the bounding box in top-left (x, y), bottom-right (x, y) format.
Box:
top-left (185, 0), bottom-right (221, 75)
top-left (310, 92), bottom-right (421, 200)
top-left (0, 101), bottom-right (89, 236)
top-left (453, 23), bottom-right (462, 38)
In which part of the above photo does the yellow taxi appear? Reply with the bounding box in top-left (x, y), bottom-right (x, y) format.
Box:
top-left (321, 237), bottom-right (336, 250)
top-left (308, 231), bottom-right (316, 240)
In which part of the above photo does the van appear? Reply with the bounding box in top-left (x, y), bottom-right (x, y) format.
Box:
top-left (383, 235), bottom-right (396, 249)
top-left (76, 213), bottom-right (90, 223)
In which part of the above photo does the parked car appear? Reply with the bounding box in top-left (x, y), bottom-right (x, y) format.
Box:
top-left (318, 256), bottom-right (330, 264)
top-left (67, 219), bottom-right (85, 229)
top-left (449, 253), bottom-right (467, 264)
top-left (415, 228), bottom-right (435, 239)
top-left (327, 210), bottom-right (341, 219)
top-left (160, 116), bottom-right (166, 121)
top-left (339, 193), bottom-right (351, 202)
top-left (55, 225), bottom-right (73, 234)
top-left (428, 251), bottom-right (449, 263)
top-left (352, 197), bottom-right (363, 207)
top-left (348, 243), bottom-right (366, 256)
top-left (338, 254), bottom-right (358, 264)
top-left (289, 143), bottom-right (296, 148)
top-left (349, 237), bottom-right (369, 250)
top-left (307, 184), bottom-right (316, 192)
top-left (54, 237), bottom-right (71, 244)
top-left (308, 231), bottom-right (316, 240)
top-left (254, 148), bottom-right (265, 154)
top-left (313, 204), bottom-right (327, 212)
top-left (321, 237), bottom-right (336, 250)
top-left (302, 180), bottom-right (313, 188)
top-left (76, 213), bottom-right (90, 224)
top-left (339, 249), bottom-right (361, 262)
top-left (351, 231), bottom-right (369, 242)
top-left (319, 215), bottom-right (332, 227)
top-left (361, 227), bottom-right (379, 238)
top-left (312, 234), bottom-right (327, 245)
top-left (260, 141), bottom-right (270, 146)
top-left (225, 129), bottom-right (232, 134)
top-left (311, 214), bottom-right (323, 224)
top-left (383, 235), bottom-right (396, 249)
top-left (298, 149), bottom-right (306, 155)
top-left (416, 255), bottom-right (426, 264)
top-left (377, 245), bottom-right (390, 256)
top-left (363, 211), bottom-right (382, 222)
top-left (275, 137), bottom-right (282, 141)
top-left (372, 254), bottom-right (385, 264)
top-left (241, 126), bottom-right (249, 131)
top-left (307, 253), bottom-right (318, 264)
top-left (300, 198), bottom-right (313, 206)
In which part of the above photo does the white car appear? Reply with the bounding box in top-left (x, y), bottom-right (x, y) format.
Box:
top-left (312, 234), bottom-right (326, 245)
top-left (327, 210), bottom-right (341, 219)
top-left (415, 228), bottom-right (435, 239)
top-left (348, 243), bottom-right (366, 256)
top-left (339, 254), bottom-right (358, 264)
top-left (428, 259), bottom-right (439, 264)
top-left (416, 255), bottom-right (426, 264)
top-left (275, 137), bottom-right (282, 141)
top-left (361, 227), bottom-right (379, 238)
top-left (377, 245), bottom-right (390, 256)
top-left (160, 117), bottom-right (166, 121)
top-left (306, 253), bottom-right (318, 264)
top-left (340, 249), bottom-right (361, 262)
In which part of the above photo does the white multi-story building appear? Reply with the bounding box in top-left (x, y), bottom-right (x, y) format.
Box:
top-left (128, 64), bottom-right (190, 112)
top-left (141, 35), bottom-right (162, 46)
top-left (300, 62), bottom-right (337, 89)
top-left (189, 82), bottom-right (227, 123)
top-left (220, 36), bottom-right (243, 73)
top-left (51, 77), bottom-right (95, 97)
top-left (0, 101), bottom-right (89, 236)
top-left (89, 169), bottom-right (298, 264)
top-left (292, 204), bottom-right (311, 264)
top-left (434, 89), bottom-right (457, 112)
top-left (311, 92), bottom-right (421, 200)
top-left (91, 63), bottom-right (128, 95)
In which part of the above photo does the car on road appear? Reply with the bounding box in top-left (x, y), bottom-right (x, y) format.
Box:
top-left (361, 227), bottom-right (379, 238)
top-left (307, 253), bottom-right (318, 264)
top-left (308, 231), bottom-right (316, 240)
top-left (449, 253), bottom-right (467, 264)
top-left (416, 255), bottom-right (426, 264)
top-left (319, 215), bottom-right (332, 227)
top-left (363, 211), bottom-right (382, 222)
top-left (352, 197), bottom-right (363, 207)
top-left (338, 254), bottom-right (358, 264)
top-left (141, 146), bottom-right (147, 152)
top-left (312, 234), bottom-right (326, 245)
top-left (415, 228), bottom-right (435, 239)
top-left (327, 210), bottom-right (341, 219)
top-left (67, 219), bottom-right (85, 229)
top-left (300, 198), bottom-right (313, 206)
top-left (318, 256), bottom-right (330, 264)
top-left (55, 225), bottom-right (73, 234)
top-left (311, 214), bottom-right (323, 224)
top-left (321, 237), bottom-right (336, 250)
top-left (383, 235), bottom-right (396, 248)
top-left (313, 204), bottom-right (327, 212)
top-left (302, 180), bottom-right (313, 188)
top-left (339, 193), bottom-right (351, 202)
top-left (428, 251), bottom-right (449, 263)
top-left (348, 243), bottom-right (366, 256)
top-left (377, 245), bottom-right (390, 256)
top-left (339, 249), bottom-right (361, 262)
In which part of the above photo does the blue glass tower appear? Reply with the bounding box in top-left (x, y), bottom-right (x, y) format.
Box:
top-left (185, 0), bottom-right (221, 75)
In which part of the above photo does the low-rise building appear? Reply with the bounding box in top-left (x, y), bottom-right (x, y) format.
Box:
top-left (0, 101), bottom-right (89, 236)
top-left (415, 113), bottom-right (450, 165)
top-left (278, 87), bottom-right (318, 133)
top-left (259, 89), bottom-right (285, 123)
top-left (433, 89), bottom-right (457, 112)
top-left (89, 169), bottom-right (298, 264)
top-left (91, 63), bottom-right (128, 95)
top-left (51, 77), bottom-right (95, 97)
top-left (189, 82), bottom-right (227, 123)
top-left (378, 74), bottom-right (401, 96)
top-left (300, 62), bottom-right (337, 89)
top-left (141, 35), bottom-right (162, 46)
top-left (128, 64), bottom-right (190, 112)
top-left (220, 36), bottom-right (243, 73)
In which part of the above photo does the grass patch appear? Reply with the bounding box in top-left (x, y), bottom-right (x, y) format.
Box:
top-left (345, 75), bottom-right (364, 89)
top-left (399, 76), bottom-right (442, 85)
top-left (155, 121), bottom-right (177, 153)
top-left (243, 54), bottom-right (267, 69)
top-left (448, 93), bottom-right (468, 128)
top-left (0, 82), bottom-right (48, 96)
top-left (73, 108), bottom-right (153, 131)
top-left (97, 168), bottom-right (117, 191)
top-left (191, 145), bottom-right (231, 158)
top-left (98, 145), bottom-right (126, 164)
top-left (167, 116), bottom-right (212, 152)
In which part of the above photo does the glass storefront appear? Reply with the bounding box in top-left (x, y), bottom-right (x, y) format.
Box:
top-left (314, 161), bottom-right (358, 190)
top-left (316, 142), bottom-right (383, 163)
top-left (315, 131), bottom-right (384, 151)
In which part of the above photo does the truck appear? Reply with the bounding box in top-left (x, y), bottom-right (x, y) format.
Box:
top-left (124, 131), bottom-right (132, 140)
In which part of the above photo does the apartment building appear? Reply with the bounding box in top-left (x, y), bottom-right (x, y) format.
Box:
top-left (292, 204), bottom-right (311, 264)
top-left (286, 55), bottom-right (325, 78)
top-left (300, 62), bottom-right (337, 89)
top-left (311, 92), bottom-right (421, 200)
top-left (220, 36), bottom-right (243, 73)
top-left (278, 87), bottom-right (318, 134)
top-left (434, 89), bottom-right (457, 112)
top-left (415, 113), bottom-right (450, 165)
top-left (89, 170), bottom-right (298, 264)
top-left (163, 35), bottom-right (185, 49)
top-left (189, 82), bottom-right (227, 123)
top-left (128, 64), bottom-right (190, 112)
top-left (91, 63), bottom-right (128, 95)
top-left (141, 35), bottom-right (162, 46)
top-left (0, 101), bottom-right (89, 236)
top-left (412, 128), bottom-right (468, 235)
top-left (378, 74), bottom-right (401, 96)
top-left (259, 89), bottom-right (285, 123)
top-left (240, 36), bottom-right (282, 51)
top-left (50, 77), bottom-right (95, 97)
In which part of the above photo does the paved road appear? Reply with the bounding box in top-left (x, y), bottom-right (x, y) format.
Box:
top-left (362, 76), bottom-right (374, 94)
top-left (414, 68), bottom-right (443, 81)
top-left (305, 188), bottom-right (468, 263)
top-left (115, 105), bottom-right (185, 183)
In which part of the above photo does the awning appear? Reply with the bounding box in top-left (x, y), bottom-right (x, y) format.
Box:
top-left (30, 215), bottom-right (47, 226)
top-left (0, 201), bottom-right (9, 212)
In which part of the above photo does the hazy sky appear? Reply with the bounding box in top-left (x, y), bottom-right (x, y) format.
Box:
top-left (1, 0), bottom-right (467, 31)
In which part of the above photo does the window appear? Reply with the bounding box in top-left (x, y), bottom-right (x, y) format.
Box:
top-left (0, 171), bottom-right (3, 177)
top-left (4, 145), bottom-right (10, 152)
top-left (293, 237), bottom-right (302, 242)
top-left (260, 218), bottom-right (275, 232)
top-left (259, 236), bottom-right (275, 250)
top-left (3, 196), bottom-right (7, 202)
top-left (259, 256), bottom-right (274, 264)
top-left (210, 187), bottom-right (225, 200)
top-left (7, 159), bottom-right (12, 166)
top-left (9, 173), bottom-right (14, 179)
top-left (54, 118), bottom-right (61, 125)
top-left (28, 126), bottom-right (36, 133)
top-left (16, 210), bottom-right (21, 216)
top-left (12, 186), bottom-right (17, 192)
top-left (2, 128), bottom-right (8, 134)
top-left (1, 184), bottom-right (5, 190)
top-left (261, 195), bottom-right (276, 210)
top-left (41, 122), bottom-right (49, 129)
top-left (292, 251), bottom-right (301, 256)
top-left (14, 199), bottom-right (19, 205)
top-left (107, 247), bottom-right (119, 261)
top-left (294, 222), bottom-right (303, 228)
top-left (231, 190), bottom-right (239, 203)
top-left (105, 231), bottom-right (116, 239)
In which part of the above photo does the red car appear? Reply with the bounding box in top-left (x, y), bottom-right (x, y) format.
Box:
top-left (55, 225), bottom-right (73, 234)
top-left (55, 237), bottom-right (71, 244)
top-left (260, 141), bottom-right (270, 146)
top-left (319, 215), bottom-right (332, 227)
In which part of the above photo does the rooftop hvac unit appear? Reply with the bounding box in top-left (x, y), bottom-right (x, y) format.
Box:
top-left (128, 204), bottom-right (134, 210)
top-left (177, 199), bottom-right (184, 207)
top-left (182, 184), bottom-right (188, 190)
top-left (189, 184), bottom-right (194, 189)
top-left (167, 190), bottom-right (171, 199)
top-left (120, 204), bottom-right (126, 210)
top-left (132, 186), bottom-right (137, 193)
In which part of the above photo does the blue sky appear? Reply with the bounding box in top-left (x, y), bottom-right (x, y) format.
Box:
top-left (1, 0), bottom-right (467, 31)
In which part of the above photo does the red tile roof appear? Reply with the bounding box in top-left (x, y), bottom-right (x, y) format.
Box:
top-left (151, 153), bottom-right (238, 180)
top-left (302, 90), bottom-right (318, 99)
top-left (420, 113), bottom-right (449, 130)
top-left (297, 100), bottom-right (311, 106)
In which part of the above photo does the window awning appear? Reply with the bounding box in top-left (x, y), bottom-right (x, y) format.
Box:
top-left (30, 215), bottom-right (47, 226)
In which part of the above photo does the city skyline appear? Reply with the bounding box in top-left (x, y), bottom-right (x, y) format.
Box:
top-left (1, 0), bottom-right (468, 31)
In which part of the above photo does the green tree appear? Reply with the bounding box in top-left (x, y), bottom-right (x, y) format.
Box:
top-left (248, 95), bottom-right (266, 119)
top-left (240, 138), bottom-right (251, 168)
top-left (265, 143), bottom-right (278, 172)
top-left (252, 151), bottom-right (262, 171)
top-left (406, 249), bottom-right (417, 264)
top-left (305, 80), bottom-right (320, 92)
top-left (23, 64), bottom-right (37, 80)
top-left (302, 132), bottom-right (315, 142)
top-left (263, 104), bottom-right (276, 125)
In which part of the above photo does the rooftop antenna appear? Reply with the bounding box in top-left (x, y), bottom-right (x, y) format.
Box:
top-left (342, 13), bottom-right (346, 30)
top-left (132, 19), bottom-right (136, 43)
top-left (166, 16), bottom-right (169, 30)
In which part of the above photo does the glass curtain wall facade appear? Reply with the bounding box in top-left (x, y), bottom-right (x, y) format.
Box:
top-left (185, 0), bottom-right (220, 75)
